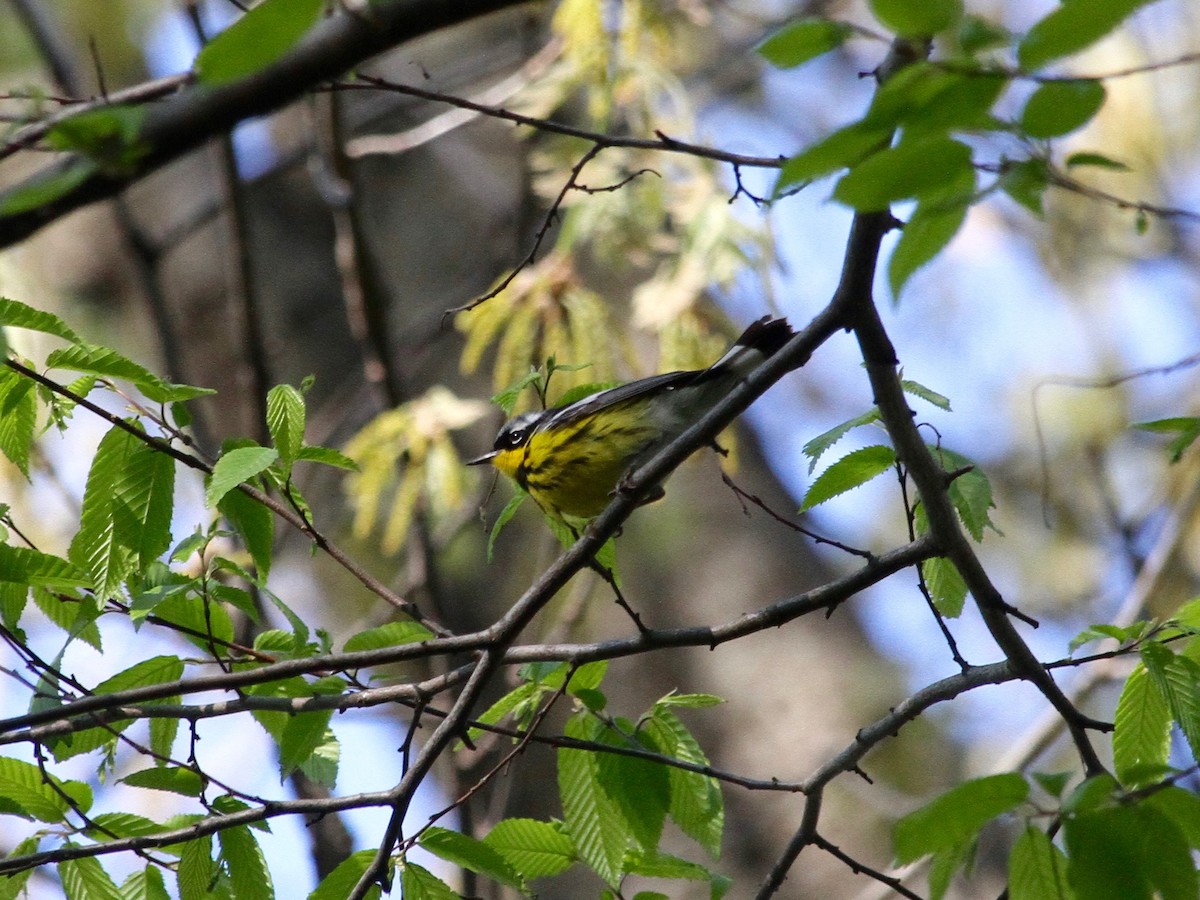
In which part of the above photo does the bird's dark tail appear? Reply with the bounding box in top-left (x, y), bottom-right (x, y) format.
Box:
top-left (707, 316), bottom-right (795, 377)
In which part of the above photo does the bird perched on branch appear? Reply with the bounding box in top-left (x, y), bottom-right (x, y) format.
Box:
top-left (469, 316), bottom-right (795, 522)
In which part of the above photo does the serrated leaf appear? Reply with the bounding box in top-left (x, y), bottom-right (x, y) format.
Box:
top-left (1021, 80), bottom-right (1106, 139)
top-left (834, 137), bottom-right (973, 212)
top-left (1140, 643), bottom-right (1200, 761)
top-left (122, 766), bottom-right (204, 797)
top-left (801, 409), bottom-right (881, 473)
top-left (294, 445), bottom-right (358, 470)
top-left (217, 487), bottom-right (274, 578)
top-left (645, 708), bottom-right (723, 859)
top-left (1113, 663), bottom-right (1171, 788)
top-left (1066, 151), bottom-right (1130, 171)
top-left (893, 773), bottom-right (1028, 864)
top-left (1064, 804), bottom-right (1197, 900)
top-left (869, 0), bottom-right (961, 37)
top-left (937, 447), bottom-right (997, 541)
top-left (1019, 0), bottom-right (1157, 71)
top-left (0, 296), bottom-right (82, 342)
top-left (45, 343), bottom-right (212, 403)
top-left (419, 826), bottom-right (526, 892)
top-left (656, 692), bottom-right (724, 709)
top-left (119, 866), bottom-right (170, 900)
top-left (266, 384), bottom-right (306, 469)
top-left (32, 588), bottom-right (101, 649)
top-left (58, 855), bottom-right (122, 900)
top-left (206, 445), bottom-right (278, 508)
top-left (487, 493), bottom-right (527, 562)
top-left (278, 711), bottom-right (333, 780)
top-left (400, 862), bottom-right (459, 899)
top-left (218, 823), bottom-right (274, 900)
top-left (68, 424), bottom-right (175, 600)
top-left (307, 849), bottom-right (382, 900)
top-left (0, 755), bottom-right (79, 822)
top-left (757, 19), bottom-right (853, 68)
top-left (52, 656), bottom-right (184, 762)
top-left (0, 543), bottom-right (90, 590)
top-left (775, 121), bottom-right (892, 195)
top-left (901, 379), bottom-right (952, 411)
top-left (195, 0), bottom-right (325, 86)
top-left (0, 367), bottom-right (37, 478)
top-left (922, 556), bottom-right (967, 617)
top-left (595, 728), bottom-right (670, 851)
top-left (802, 445), bottom-right (895, 510)
top-left (176, 833), bottom-right (214, 900)
top-left (559, 714), bottom-right (629, 886)
top-left (483, 818), bottom-right (576, 879)
top-left (343, 621), bottom-right (433, 652)
top-left (1134, 417), bottom-right (1200, 463)
top-left (889, 192), bottom-right (971, 298)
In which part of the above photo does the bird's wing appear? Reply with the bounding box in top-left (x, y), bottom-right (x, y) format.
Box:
top-left (536, 370), bottom-right (697, 433)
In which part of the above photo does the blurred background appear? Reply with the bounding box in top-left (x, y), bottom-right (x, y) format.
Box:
top-left (2, 0), bottom-right (1200, 897)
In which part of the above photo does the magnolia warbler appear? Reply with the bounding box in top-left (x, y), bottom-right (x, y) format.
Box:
top-left (468, 316), bottom-right (794, 521)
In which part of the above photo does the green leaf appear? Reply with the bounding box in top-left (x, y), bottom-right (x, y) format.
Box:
top-left (0, 543), bottom-right (90, 590)
top-left (278, 711), bottom-right (333, 780)
top-left (1146, 786), bottom-right (1200, 850)
top-left (483, 818), bottom-right (576, 879)
top-left (801, 409), bottom-right (881, 473)
top-left (1066, 151), bottom-right (1130, 171)
top-left (266, 384), bottom-right (306, 469)
top-left (757, 19), bottom-right (853, 68)
top-left (122, 766), bottom-right (204, 797)
top-left (218, 822), bottom-right (274, 900)
top-left (0, 297), bottom-right (81, 342)
top-left (0, 159), bottom-right (97, 217)
top-left (656, 692), bottom-right (724, 709)
top-left (399, 862), bottom-right (459, 899)
top-left (869, 0), bottom-right (961, 37)
top-left (835, 137), bottom-right (974, 212)
top-left (0, 367), bottom-right (37, 478)
top-left (1009, 827), bottom-right (1072, 900)
top-left (901, 379), bottom-right (952, 411)
top-left (1113, 663), bottom-right (1171, 788)
top-left (1140, 643), bottom-right (1200, 760)
top-left (865, 63), bottom-right (1005, 137)
top-left (418, 826), bottom-right (526, 892)
top-left (59, 855), bottom-right (123, 900)
top-left (559, 714), bottom-right (630, 887)
top-left (32, 588), bottom-right (101, 649)
top-left (343, 621), bottom-right (434, 652)
top-left (1069, 621), bottom-right (1147, 652)
top-left (294, 445), bottom-right (358, 470)
top-left (1065, 804), bottom-right (1197, 900)
top-left (195, 0), bottom-right (326, 86)
top-left (595, 727), bottom-right (670, 851)
top-left (1134, 417), bottom-right (1200, 462)
top-left (1019, 0), bottom-right (1158, 71)
top-left (206, 445), bottom-right (278, 508)
top-left (217, 488), bottom-right (274, 579)
top-left (120, 866), bottom-right (171, 900)
top-left (1021, 80), bottom-right (1106, 139)
top-left (176, 833), bottom-right (215, 900)
top-left (936, 447), bottom-right (997, 541)
top-left (308, 849), bottom-right (382, 900)
top-left (922, 556), bottom-right (967, 617)
top-left (46, 343), bottom-right (213, 402)
top-left (68, 423), bottom-right (176, 600)
top-left (45, 105), bottom-right (148, 175)
top-left (1000, 158), bottom-right (1050, 217)
top-left (775, 121), bottom-right (892, 195)
top-left (645, 707), bottom-right (723, 859)
top-left (51, 655), bottom-right (184, 762)
top-left (958, 14), bottom-right (1011, 54)
top-left (86, 812), bottom-right (167, 842)
top-left (889, 191), bottom-right (971, 298)
top-left (801, 445), bottom-right (896, 510)
top-left (0, 755), bottom-right (81, 822)
top-left (893, 773), bottom-right (1028, 864)
top-left (0, 838), bottom-right (38, 899)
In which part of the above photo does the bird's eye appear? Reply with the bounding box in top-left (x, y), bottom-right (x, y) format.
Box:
top-left (505, 428), bottom-right (526, 447)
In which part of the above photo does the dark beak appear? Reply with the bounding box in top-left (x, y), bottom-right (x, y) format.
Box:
top-left (467, 450), bottom-right (498, 466)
